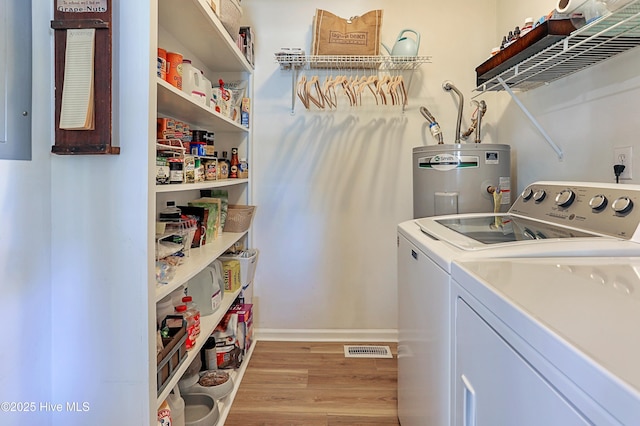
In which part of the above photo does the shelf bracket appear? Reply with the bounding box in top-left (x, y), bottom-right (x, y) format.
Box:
top-left (497, 77), bottom-right (563, 160)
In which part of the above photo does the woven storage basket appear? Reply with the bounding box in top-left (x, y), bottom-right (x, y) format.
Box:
top-left (220, 0), bottom-right (243, 41)
top-left (223, 205), bottom-right (256, 233)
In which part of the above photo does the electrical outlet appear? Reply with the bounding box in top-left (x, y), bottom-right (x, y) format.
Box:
top-left (614, 146), bottom-right (633, 180)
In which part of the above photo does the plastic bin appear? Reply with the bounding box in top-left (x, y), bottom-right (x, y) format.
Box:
top-left (219, 248), bottom-right (259, 287)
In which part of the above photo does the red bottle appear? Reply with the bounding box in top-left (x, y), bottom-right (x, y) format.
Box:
top-left (230, 148), bottom-right (239, 178)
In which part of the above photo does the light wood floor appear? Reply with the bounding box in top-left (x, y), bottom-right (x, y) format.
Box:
top-left (225, 341), bottom-right (399, 426)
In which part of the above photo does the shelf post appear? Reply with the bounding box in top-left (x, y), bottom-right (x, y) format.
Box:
top-left (497, 77), bottom-right (563, 160)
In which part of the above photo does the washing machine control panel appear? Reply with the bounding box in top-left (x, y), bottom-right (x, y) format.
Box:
top-left (510, 182), bottom-right (640, 240)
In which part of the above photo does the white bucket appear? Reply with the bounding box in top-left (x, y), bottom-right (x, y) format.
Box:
top-left (182, 60), bottom-right (207, 104)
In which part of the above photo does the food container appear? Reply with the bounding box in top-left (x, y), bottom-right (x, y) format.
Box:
top-left (166, 51), bottom-right (184, 90)
top-left (179, 370), bottom-right (234, 400)
top-left (219, 249), bottom-right (259, 288)
top-left (190, 142), bottom-right (205, 156)
top-left (184, 393), bottom-right (219, 426)
top-left (157, 318), bottom-right (188, 395)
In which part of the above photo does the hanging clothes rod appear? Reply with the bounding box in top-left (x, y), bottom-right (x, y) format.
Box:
top-left (275, 54), bottom-right (431, 113)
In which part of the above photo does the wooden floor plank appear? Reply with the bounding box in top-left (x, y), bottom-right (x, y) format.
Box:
top-left (307, 368), bottom-right (397, 389)
top-left (227, 341), bottom-right (399, 425)
top-left (239, 368), bottom-right (309, 387)
top-left (327, 415), bottom-right (400, 425)
top-left (225, 412), bottom-right (328, 426)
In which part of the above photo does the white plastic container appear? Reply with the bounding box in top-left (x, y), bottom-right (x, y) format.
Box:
top-left (201, 74), bottom-right (213, 108)
top-left (167, 386), bottom-right (185, 426)
top-left (156, 295), bottom-right (174, 328)
top-left (171, 285), bottom-right (186, 307)
top-left (187, 265), bottom-right (223, 317)
top-left (219, 249), bottom-right (259, 288)
top-left (181, 59), bottom-right (207, 105)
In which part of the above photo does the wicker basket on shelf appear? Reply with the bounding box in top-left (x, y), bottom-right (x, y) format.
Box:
top-left (223, 205), bottom-right (256, 233)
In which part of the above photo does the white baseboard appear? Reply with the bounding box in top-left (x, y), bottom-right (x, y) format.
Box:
top-left (255, 328), bottom-right (398, 342)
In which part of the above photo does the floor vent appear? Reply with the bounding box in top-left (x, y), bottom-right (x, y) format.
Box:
top-left (343, 345), bottom-right (393, 359)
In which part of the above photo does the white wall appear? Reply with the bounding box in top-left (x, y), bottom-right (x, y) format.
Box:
top-left (0, 1), bottom-right (52, 425)
top-left (496, 0), bottom-right (640, 189)
top-left (49, 1), bottom-right (154, 425)
top-left (244, 0), bottom-right (497, 336)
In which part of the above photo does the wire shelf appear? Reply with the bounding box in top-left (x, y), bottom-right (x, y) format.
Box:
top-left (275, 54), bottom-right (431, 71)
top-left (275, 54), bottom-right (431, 113)
top-left (476, 0), bottom-right (640, 92)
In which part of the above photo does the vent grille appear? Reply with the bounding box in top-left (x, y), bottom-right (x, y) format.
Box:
top-left (343, 345), bottom-right (392, 358)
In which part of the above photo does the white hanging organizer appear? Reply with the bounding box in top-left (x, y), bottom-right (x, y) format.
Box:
top-left (474, 0), bottom-right (640, 160)
top-left (275, 54), bottom-right (431, 113)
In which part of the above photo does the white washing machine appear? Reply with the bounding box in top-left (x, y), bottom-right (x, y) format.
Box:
top-left (398, 181), bottom-right (640, 426)
top-left (451, 257), bottom-right (640, 425)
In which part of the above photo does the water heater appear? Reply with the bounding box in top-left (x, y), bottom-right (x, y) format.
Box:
top-left (413, 144), bottom-right (511, 218)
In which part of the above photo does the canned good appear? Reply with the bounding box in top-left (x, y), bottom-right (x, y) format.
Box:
top-left (191, 142), bottom-right (205, 156)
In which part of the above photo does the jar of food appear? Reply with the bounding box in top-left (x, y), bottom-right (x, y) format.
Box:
top-left (168, 158), bottom-right (184, 184)
top-left (174, 304), bottom-right (196, 350)
top-left (219, 151), bottom-right (230, 179)
top-left (238, 158), bottom-right (249, 179)
top-left (204, 161), bottom-right (217, 181)
top-left (182, 296), bottom-right (200, 338)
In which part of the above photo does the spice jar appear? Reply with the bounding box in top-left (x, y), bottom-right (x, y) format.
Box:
top-left (168, 158), bottom-right (184, 184)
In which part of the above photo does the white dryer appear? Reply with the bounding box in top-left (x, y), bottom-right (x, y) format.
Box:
top-left (398, 181), bottom-right (640, 426)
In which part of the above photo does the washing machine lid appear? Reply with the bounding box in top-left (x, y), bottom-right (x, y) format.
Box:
top-left (416, 213), bottom-right (609, 251)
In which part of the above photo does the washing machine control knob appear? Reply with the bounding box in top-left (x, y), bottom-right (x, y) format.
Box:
top-left (589, 194), bottom-right (608, 211)
top-left (533, 189), bottom-right (547, 202)
top-left (555, 190), bottom-right (575, 208)
top-left (521, 188), bottom-right (533, 201)
top-left (612, 197), bottom-right (634, 214)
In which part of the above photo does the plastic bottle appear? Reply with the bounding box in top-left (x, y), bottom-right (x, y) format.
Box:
top-left (219, 151), bottom-right (230, 179)
top-left (181, 59), bottom-right (207, 104)
top-left (182, 296), bottom-right (200, 338)
top-left (175, 305), bottom-right (196, 350)
top-left (521, 17), bottom-right (534, 37)
top-left (202, 336), bottom-right (218, 370)
top-left (167, 386), bottom-right (185, 426)
top-left (156, 295), bottom-right (174, 328)
top-left (230, 148), bottom-right (239, 178)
